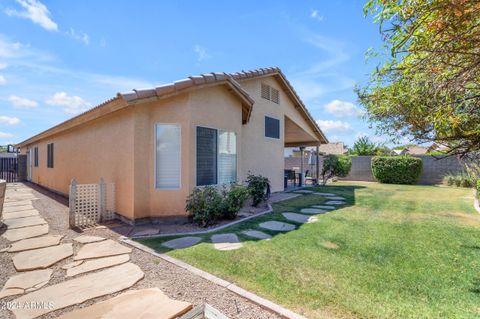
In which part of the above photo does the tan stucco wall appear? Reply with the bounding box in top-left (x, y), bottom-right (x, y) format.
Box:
top-left (20, 75), bottom-right (320, 221)
top-left (24, 107), bottom-right (136, 219)
top-left (237, 76), bottom-right (318, 192)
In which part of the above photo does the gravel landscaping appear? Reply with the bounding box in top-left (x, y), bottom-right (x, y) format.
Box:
top-left (0, 182), bottom-right (281, 319)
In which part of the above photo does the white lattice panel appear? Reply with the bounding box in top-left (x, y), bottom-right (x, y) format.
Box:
top-left (74, 183), bottom-right (100, 227)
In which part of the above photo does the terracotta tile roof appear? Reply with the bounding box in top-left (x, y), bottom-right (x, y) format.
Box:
top-left (17, 67), bottom-right (327, 147)
top-left (317, 142), bottom-right (347, 155)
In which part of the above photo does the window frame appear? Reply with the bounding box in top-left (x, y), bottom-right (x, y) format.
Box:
top-left (195, 125), bottom-right (238, 187)
top-left (154, 123), bottom-right (182, 190)
top-left (47, 143), bottom-right (54, 168)
top-left (264, 116), bottom-right (281, 140)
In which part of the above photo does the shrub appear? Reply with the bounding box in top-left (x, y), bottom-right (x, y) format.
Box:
top-left (443, 173), bottom-right (475, 188)
top-left (185, 186), bottom-right (223, 227)
top-left (246, 173), bottom-right (270, 207)
top-left (477, 180), bottom-right (480, 198)
top-left (221, 184), bottom-right (250, 219)
top-left (371, 156), bottom-right (422, 184)
top-left (320, 155), bottom-right (352, 185)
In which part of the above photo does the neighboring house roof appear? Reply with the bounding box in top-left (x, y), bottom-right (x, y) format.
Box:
top-left (17, 67), bottom-right (327, 148)
top-left (317, 142), bottom-right (347, 155)
top-left (391, 149), bottom-right (403, 155)
top-left (403, 146), bottom-right (429, 155)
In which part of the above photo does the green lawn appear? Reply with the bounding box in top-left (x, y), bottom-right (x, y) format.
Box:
top-left (138, 182), bottom-right (480, 319)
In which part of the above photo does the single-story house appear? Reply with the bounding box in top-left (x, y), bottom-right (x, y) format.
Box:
top-left (391, 146), bottom-right (429, 156)
top-left (17, 67), bottom-right (328, 223)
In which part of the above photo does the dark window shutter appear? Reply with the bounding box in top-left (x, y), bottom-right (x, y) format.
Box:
top-left (196, 127), bottom-right (217, 186)
top-left (47, 143), bottom-right (54, 168)
top-left (265, 116), bottom-right (280, 139)
top-left (34, 147), bottom-right (38, 167)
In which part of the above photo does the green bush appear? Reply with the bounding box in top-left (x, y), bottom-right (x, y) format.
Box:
top-left (320, 155), bottom-right (352, 185)
top-left (221, 184), bottom-right (250, 219)
top-left (371, 156), bottom-right (422, 184)
top-left (246, 173), bottom-right (270, 207)
top-left (185, 186), bottom-right (223, 227)
top-left (477, 180), bottom-right (480, 198)
top-left (443, 173), bottom-right (475, 188)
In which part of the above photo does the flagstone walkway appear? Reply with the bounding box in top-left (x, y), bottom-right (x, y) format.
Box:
top-left (0, 183), bottom-right (282, 319)
top-left (160, 190), bottom-right (347, 252)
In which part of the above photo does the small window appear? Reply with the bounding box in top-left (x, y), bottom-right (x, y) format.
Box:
top-left (265, 116), bottom-right (280, 139)
top-left (260, 83), bottom-right (280, 104)
top-left (155, 124), bottom-right (181, 189)
top-left (47, 143), bottom-right (54, 168)
top-left (34, 147), bottom-right (39, 167)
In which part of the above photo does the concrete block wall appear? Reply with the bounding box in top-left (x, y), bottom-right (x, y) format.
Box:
top-left (339, 155), bottom-right (468, 185)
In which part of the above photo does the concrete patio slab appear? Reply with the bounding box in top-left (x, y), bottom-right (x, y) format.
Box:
top-left (8, 235), bottom-right (64, 253)
top-left (73, 235), bottom-right (106, 244)
top-left (2, 224), bottom-right (49, 242)
top-left (13, 243), bottom-right (73, 271)
top-left (3, 209), bottom-right (40, 220)
top-left (300, 208), bottom-right (327, 214)
top-left (56, 288), bottom-right (192, 319)
top-left (211, 234), bottom-right (243, 251)
top-left (3, 205), bottom-right (35, 213)
top-left (3, 216), bottom-right (47, 229)
top-left (66, 254), bottom-right (130, 277)
top-left (162, 236), bottom-right (202, 249)
top-left (312, 205), bottom-right (336, 210)
top-left (282, 213), bottom-right (317, 223)
top-left (259, 221), bottom-right (295, 232)
top-left (241, 230), bottom-right (272, 240)
top-left (74, 239), bottom-right (132, 260)
top-left (325, 200), bottom-right (346, 205)
top-left (0, 269), bottom-right (52, 299)
top-left (11, 263), bottom-right (145, 319)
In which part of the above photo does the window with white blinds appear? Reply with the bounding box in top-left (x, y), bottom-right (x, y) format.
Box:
top-left (218, 130), bottom-right (237, 184)
top-left (196, 126), bottom-right (237, 186)
top-left (155, 124), bottom-right (181, 189)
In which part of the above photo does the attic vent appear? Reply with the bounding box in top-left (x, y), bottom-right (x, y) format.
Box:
top-left (260, 83), bottom-right (279, 104)
top-left (261, 83), bottom-right (270, 100)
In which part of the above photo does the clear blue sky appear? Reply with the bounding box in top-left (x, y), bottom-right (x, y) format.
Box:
top-left (0, 0), bottom-right (402, 148)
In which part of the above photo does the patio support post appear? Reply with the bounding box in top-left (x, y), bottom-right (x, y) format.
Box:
top-left (316, 144), bottom-right (320, 185)
top-left (299, 146), bottom-right (305, 187)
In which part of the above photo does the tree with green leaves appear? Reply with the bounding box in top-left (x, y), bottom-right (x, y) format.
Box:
top-left (350, 136), bottom-right (389, 156)
top-left (357, 0), bottom-right (480, 158)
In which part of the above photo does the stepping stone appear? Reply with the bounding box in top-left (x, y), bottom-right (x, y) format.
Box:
top-left (313, 192), bottom-right (336, 196)
top-left (130, 227), bottom-right (160, 237)
top-left (211, 233), bottom-right (243, 251)
top-left (56, 288), bottom-right (193, 319)
top-left (66, 254), bottom-right (130, 277)
top-left (293, 190), bottom-right (314, 194)
top-left (3, 216), bottom-right (47, 229)
top-left (62, 260), bottom-right (84, 270)
top-left (3, 205), bottom-right (35, 213)
top-left (312, 205), bottom-right (336, 210)
top-left (300, 208), bottom-right (327, 215)
top-left (0, 269), bottom-right (52, 299)
top-left (241, 230), bottom-right (272, 240)
top-left (3, 200), bottom-right (33, 207)
top-left (162, 236), bottom-right (202, 249)
top-left (328, 196), bottom-right (346, 200)
top-left (74, 239), bottom-right (132, 260)
top-left (13, 243), bottom-right (73, 271)
top-left (73, 235), bottom-right (106, 244)
top-left (3, 209), bottom-right (40, 220)
top-left (259, 221), bottom-right (295, 232)
top-left (2, 224), bottom-right (49, 242)
top-left (11, 263), bottom-right (144, 319)
top-left (325, 200), bottom-right (346, 205)
top-left (8, 235), bottom-right (64, 252)
top-left (282, 212), bottom-right (318, 224)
